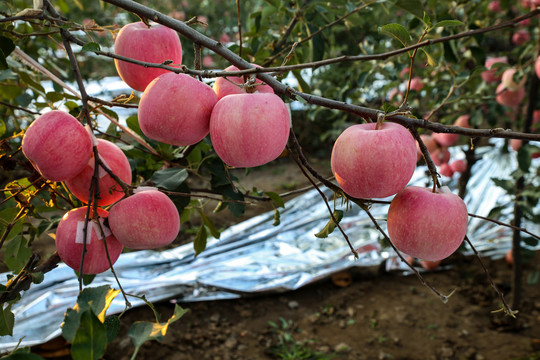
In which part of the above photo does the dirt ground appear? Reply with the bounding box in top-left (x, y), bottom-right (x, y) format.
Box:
top-left (28, 158), bottom-right (540, 360)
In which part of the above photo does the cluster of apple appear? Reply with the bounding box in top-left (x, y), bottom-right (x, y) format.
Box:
top-left (21, 111), bottom-right (180, 274)
top-left (416, 115), bottom-right (470, 179)
top-left (115, 22), bottom-right (291, 168)
top-left (330, 121), bottom-right (469, 262)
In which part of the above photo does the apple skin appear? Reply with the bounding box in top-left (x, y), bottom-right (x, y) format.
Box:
top-left (65, 139), bottom-right (132, 206)
top-left (439, 163), bottom-right (454, 178)
top-left (512, 30), bottom-right (530, 46)
top-left (114, 22), bottom-right (183, 92)
top-left (331, 122), bottom-right (417, 199)
top-left (138, 73), bottom-right (218, 146)
top-left (481, 56), bottom-right (507, 84)
top-left (22, 110), bottom-right (93, 182)
top-left (55, 207), bottom-right (123, 274)
top-left (387, 186), bottom-right (469, 261)
top-left (420, 260), bottom-right (441, 271)
top-left (108, 189), bottom-right (180, 249)
top-left (409, 77), bottom-right (424, 91)
top-left (212, 64), bottom-right (274, 100)
top-left (209, 92), bottom-right (290, 167)
top-left (430, 147), bottom-right (451, 166)
top-left (488, 1), bottom-right (501, 11)
top-left (496, 83), bottom-right (525, 107)
top-left (449, 159), bottom-right (467, 173)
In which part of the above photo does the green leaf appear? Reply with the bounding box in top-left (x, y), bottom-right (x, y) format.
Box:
top-left (71, 310), bottom-right (107, 360)
top-left (393, 0), bottom-right (425, 20)
top-left (0, 36), bottom-right (15, 70)
top-left (1, 349), bottom-right (46, 360)
top-left (45, 92), bottom-right (64, 103)
top-left (129, 305), bottom-right (188, 360)
top-left (5, 235), bottom-right (31, 273)
top-left (292, 70), bottom-right (311, 93)
top-left (423, 12), bottom-right (431, 27)
top-left (82, 42), bottom-right (101, 53)
top-left (517, 146), bottom-right (531, 172)
top-left (0, 118), bottom-right (6, 138)
top-left (198, 209), bottom-right (220, 239)
top-left (434, 20), bottom-right (465, 28)
top-left (379, 23), bottom-right (411, 47)
top-left (265, 191), bottom-right (285, 208)
top-left (194, 225), bottom-right (207, 256)
top-left (0, 304), bottom-right (14, 336)
top-left (491, 178), bottom-right (515, 194)
top-left (124, 115), bottom-right (143, 137)
top-left (104, 315), bottom-right (121, 343)
top-left (151, 168), bottom-right (188, 191)
top-left (314, 210), bottom-right (344, 238)
top-left (62, 286), bottom-right (120, 342)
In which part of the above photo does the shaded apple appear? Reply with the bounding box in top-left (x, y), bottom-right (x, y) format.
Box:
top-left (114, 22), bottom-right (183, 92)
top-left (439, 163), bottom-right (454, 178)
top-left (108, 188), bottom-right (180, 249)
top-left (387, 186), bottom-right (468, 261)
top-left (210, 93), bottom-right (290, 167)
top-left (138, 73), bottom-right (218, 146)
top-left (331, 122), bottom-right (417, 199)
top-left (55, 207), bottom-right (123, 274)
top-left (65, 139), bottom-right (132, 206)
top-left (430, 147), bottom-right (451, 166)
top-left (22, 110), bottom-right (93, 181)
top-left (449, 159), bottom-right (467, 173)
top-left (481, 56), bottom-right (507, 84)
top-left (416, 134), bottom-right (439, 162)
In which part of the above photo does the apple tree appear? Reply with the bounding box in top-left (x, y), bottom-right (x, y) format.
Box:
top-left (0, 0), bottom-right (540, 358)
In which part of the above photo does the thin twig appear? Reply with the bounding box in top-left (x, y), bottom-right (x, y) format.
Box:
top-left (464, 236), bottom-right (517, 317)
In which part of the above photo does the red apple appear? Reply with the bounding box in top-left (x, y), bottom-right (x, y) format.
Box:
top-left (449, 159), bottom-right (467, 173)
top-left (481, 56), bottom-right (507, 83)
top-left (387, 186), bottom-right (469, 261)
top-left (496, 82), bottom-right (525, 107)
top-left (331, 122), bottom-right (417, 199)
top-left (432, 131), bottom-right (458, 147)
top-left (488, 1), bottom-right (501, 11)
top-left (65, 139), bottom-right (132, 206)
top-left (22, 111), bottom-right (93, 181)
top-left (439, 163), bottom-right (454, 178)
top-left (138, 73), bottom-right (218, 146)
top-left (209, 93), bottom-right (290, 167)
top-left (409, 77), bottom-right (424, 91)
top-left (114, 22), bottom-right (183, 92)
top-left (512, 30), bottom-right (530, 46)
top-left (55, 207), bottom-right (123, 274)
top-left (213, 64), bottom-right (274, 100)
top-left (430, 147), bottom-right (451, 166)
top-left (420, 260), bottom-right (441, 271)
top-left (108, 188), bottom-right (180, 249)
top-left (535, 56), bottom-right (540, 79)
top-left (454, 115), bottom-right (470, 128)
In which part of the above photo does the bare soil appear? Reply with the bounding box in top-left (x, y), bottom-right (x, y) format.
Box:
top-left (29, 158), bottom-right (540, 360)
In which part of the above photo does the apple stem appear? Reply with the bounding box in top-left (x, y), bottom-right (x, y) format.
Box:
top-left (375, 112), bottom-right (385, 130)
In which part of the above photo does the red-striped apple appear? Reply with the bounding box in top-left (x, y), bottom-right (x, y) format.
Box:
top-left (387, 186), bottom-right (468, 261)
top-left (65, 139), bottom-right (132, 206)
top-left (114, 22), bottom-right (182, 92)
top-left (331, 122), bottom-right (417, 198)
top-left (55, 207), bottom-right (123, 274)
top-left (209, 92), bottom-right (290, 167)
top-left (22, 111), bottom-right (93, 181)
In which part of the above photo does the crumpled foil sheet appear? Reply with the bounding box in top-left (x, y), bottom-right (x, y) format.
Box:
top-left (0, 139), bottom-right (538, 352)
